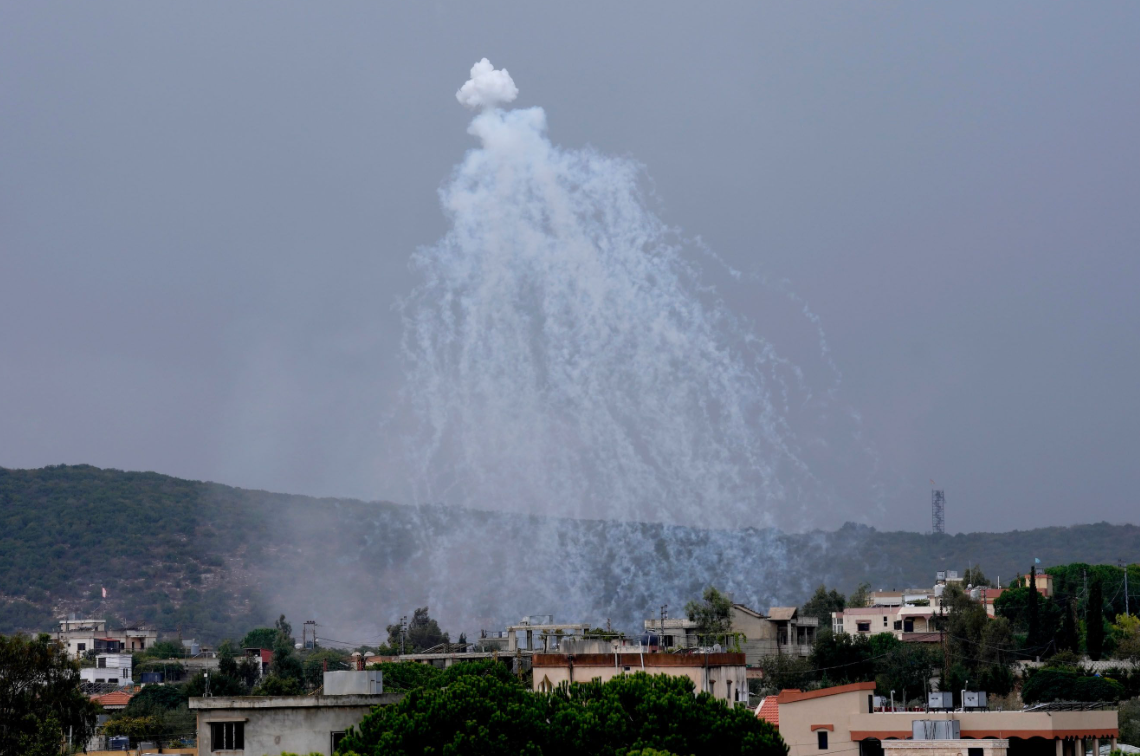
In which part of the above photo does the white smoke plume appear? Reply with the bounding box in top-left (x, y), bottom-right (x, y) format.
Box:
top-left (390, 61), bottom-right (877, 534)
top-left (455, 58), bottom-right (518, 110)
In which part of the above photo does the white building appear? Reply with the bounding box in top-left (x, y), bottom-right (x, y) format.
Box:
top-left (56, 617), bottom-right (157, 659)
top-left (80, 653), bottom-right (133, 688)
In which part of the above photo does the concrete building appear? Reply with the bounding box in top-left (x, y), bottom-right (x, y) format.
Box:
top-left (190, 670), bottom-right (401, 755)
top-left (756, 681), bottom-right (1118, 756)
top-left (80, 653), bottom-right (132, 687)
top-left (56, 617), bottom-right (157, 659)
top-left (642, 604), bottom-right (818, 663)
top-left (531, 651), bottom-right (750, 706)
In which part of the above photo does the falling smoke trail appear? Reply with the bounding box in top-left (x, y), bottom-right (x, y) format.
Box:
top-left (383, 60), bottom-right (876, 626)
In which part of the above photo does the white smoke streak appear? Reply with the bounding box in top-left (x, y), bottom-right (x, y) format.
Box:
top-left (394, 62), bottom-right (870, 531)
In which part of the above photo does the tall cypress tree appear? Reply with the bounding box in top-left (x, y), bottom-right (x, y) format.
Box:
top-left (1026, 565), bottom-right (1041, 650)
top-left (1061, 596), bottom-right (1079, 653)
top-left (1087, 577), bottom-right (1105, 661)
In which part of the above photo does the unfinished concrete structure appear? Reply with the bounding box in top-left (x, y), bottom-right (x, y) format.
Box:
top-left (642, 604), bottom-right (817, 663)
top-left (190, 671), bottom-right (401, 755)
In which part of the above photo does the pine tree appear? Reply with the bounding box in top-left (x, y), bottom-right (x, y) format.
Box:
top-left (1087, 577), bottom-right (1105, 661)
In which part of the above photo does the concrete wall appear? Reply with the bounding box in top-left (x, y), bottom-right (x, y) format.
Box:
top-left (193, 694), bottom-right (401, 756)
top-left (775, 683), bottom-right (875, 756)
top-left (884, 739), bottom-right (1008, 756)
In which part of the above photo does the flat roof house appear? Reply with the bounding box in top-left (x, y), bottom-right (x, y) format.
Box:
top-left (756, 681), bottom-right (1118, 756)
top-left (532, 651), bottom-right (750, 706)
top-left (190, 671), bottom-right (399, 755)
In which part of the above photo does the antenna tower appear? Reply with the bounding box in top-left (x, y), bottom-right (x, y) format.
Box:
top-left (931, 489), bottom-right (946, 534)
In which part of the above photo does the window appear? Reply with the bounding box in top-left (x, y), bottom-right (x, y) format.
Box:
top-left (968, 749), bottom-right (983, 756)
top-left (856, 621), bottom-right (871, 632)
top-left (893, 620), bottom-right (902, 630)
top-left (818, 731), bottom-right (829, 749)
top-left (331, 732), bottom-right (347, 752)
top-left (98, 657), bottom-right (107, 668)
top-left (77, 643), bottom-right (86, 653)
top-left (882, 616), bottom-right (888, 626)
top-left (210, 721), bottom-right (244, 751)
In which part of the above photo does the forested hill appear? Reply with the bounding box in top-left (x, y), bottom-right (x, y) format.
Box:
top-left (1, 464), bottom-right (1137, 643)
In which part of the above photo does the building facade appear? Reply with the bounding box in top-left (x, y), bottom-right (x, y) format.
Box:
top-left (190, 672), bottom-right (401, 755)
top-left (757, 682), bottom-right (1118, 756)
top-left (531, 651), bottom-right (750, 705)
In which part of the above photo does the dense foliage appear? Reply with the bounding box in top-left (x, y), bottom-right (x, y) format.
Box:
top-left (339, 663), bottom-right (785, 756)
top-left (385, 607), bottom-right (448, 653)
top-left (0, 633), bottom-right (98, 756)
top-left (800, 585), bottom-right (845, 623)
top-left (1021, 668), bottom-right (1125, 704)
top-left (685, 586), bottom-right (733, 641)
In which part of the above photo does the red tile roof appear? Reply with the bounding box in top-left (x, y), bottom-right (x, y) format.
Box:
top-left (755, 696), bottom-right (779, 726)
top-left (776, 681), bottom-right (876, 704)
top-left (91, 690), bottom-right (133, 708)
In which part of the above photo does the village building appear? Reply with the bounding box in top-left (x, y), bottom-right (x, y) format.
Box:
top-left (79, 653), bottom-right (133, 688)
top-left (190, 670), bottom-right (399, 755)
top-left (642, 604), bottom-right (818, 663)
top-left (531, 651), bottom-right (750, 706)
top-left (56, 617), bottom-right (157, 659)
top-left (755, 681), bottom-right (1119, 756)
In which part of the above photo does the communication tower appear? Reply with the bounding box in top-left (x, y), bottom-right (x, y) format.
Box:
top-left (931, 489), bottom-right (945, 534)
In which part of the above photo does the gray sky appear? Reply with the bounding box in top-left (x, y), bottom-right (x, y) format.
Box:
top-left (3, 2), bottom-right (1138, 533)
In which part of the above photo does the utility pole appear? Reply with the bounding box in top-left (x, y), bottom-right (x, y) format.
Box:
top-left (400, 615), bottom-right (408, 656)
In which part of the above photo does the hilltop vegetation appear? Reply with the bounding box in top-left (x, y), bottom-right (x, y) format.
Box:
top-left (1, 464), bottom-right (1138, 643)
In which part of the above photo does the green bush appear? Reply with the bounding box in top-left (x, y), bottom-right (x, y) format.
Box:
top-left (1022, 668), bottom-right (1125, 704)
top-left (338, 669), bottom-right (786, 756)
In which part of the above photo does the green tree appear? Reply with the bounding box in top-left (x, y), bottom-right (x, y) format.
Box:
top-left (1119, 696), bottom-right (1140, 747)
top-left (874, 641), bottom-right (936, 706)
top-left (303, 648), bottom-right (353, 689)
top-left (754, 655), bottom-right (815, 693)
top-left (385, 607), bottom-right (447, 653)
top-left (0, 633), bottom-right (98, 756)
top-left (1112, 615), bottom-right (1140, 664)
top-left (241, 627), bottom-right (279, 650)
top-left (1022, 668), bottom-right (1124, 704)
top-left (943, 585), bottom-right (1015, 695)
top-left (962, 564), bottom-right (992, 588)
top-left (1088, 577), bottom-right (1106, 661)
top-left (103, 715), bottom-right (163, 743)
top-left (1060, 597), bottom-right (1080, 654)
top-left (1027, 566), bottom-right (1041, 649)
top-left (252, 675), bottom-right (303, 696)
top-left (338, 668), bottom-right (787, 756)
top-left (801, 585), bottom-right (845, 624)
top-left (685, 586), bottom-right (733, 642)
top-left (122, 684), bottom-right (188, 716)
top-left (368, 661), bottom-right (443, 692)
top-left (848, 583), bottom-right (871, 608)
top-left (808, 630), bottom-right (874, 685)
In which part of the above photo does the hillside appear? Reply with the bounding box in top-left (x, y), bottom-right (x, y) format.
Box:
top-left (1, 464), bottom-right (1137, 644)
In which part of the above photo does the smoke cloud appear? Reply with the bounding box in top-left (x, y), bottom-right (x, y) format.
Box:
top-left (393, 61), bottom-right (873, 533)
top-left (455, 58), bottom-right (519, 110)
